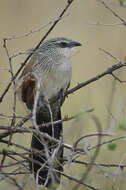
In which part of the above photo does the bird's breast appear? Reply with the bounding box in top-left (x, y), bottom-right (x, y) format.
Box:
top-left (37, 61), bottom-right (72, 100)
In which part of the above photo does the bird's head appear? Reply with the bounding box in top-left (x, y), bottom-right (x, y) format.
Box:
top-left (40, 37), bottom-right (81, 58)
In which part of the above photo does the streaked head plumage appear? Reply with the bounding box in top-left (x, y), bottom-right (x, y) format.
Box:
top-left (41, 37), bottom-right (81, 49)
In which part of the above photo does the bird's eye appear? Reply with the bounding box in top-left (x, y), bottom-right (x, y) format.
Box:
top-left (60, 42), bottom-right (68, 48)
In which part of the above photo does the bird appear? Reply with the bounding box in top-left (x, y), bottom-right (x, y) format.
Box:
top-left (17, 37), bottom-right (81, 188)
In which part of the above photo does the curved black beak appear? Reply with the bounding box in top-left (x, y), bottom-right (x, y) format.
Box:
top-left (70, 41), bottom-right (82, 48)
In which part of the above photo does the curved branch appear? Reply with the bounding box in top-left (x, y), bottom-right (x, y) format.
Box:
top-left (66, 61), bottom-right (126, 96)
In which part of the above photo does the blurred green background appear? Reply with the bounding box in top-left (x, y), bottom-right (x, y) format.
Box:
top-left (1, 0), bottom-right (126, 189)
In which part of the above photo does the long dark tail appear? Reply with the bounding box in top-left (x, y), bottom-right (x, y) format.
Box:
top-left (29, 105), bottom-right (63, 187)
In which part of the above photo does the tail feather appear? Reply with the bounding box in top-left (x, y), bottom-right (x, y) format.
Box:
top-left (29, 107), bottom-right (63, 187)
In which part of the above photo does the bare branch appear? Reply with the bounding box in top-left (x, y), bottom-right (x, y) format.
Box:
top-left (58, 169), bottom-right (99, 190)
top-left (66, 61), bottom-right (126, 96)
top-left (99, 0), bottom-right (126, 25)
top-left (5, 15), bottom-right (69, 40)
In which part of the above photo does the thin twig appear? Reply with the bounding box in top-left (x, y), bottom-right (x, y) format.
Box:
top-left (57, 169), bottom-right (99, 190)
top-left (72, 114), bottom-right (102, 190)
top-left (99, 0), bottom-right (126, 25)
top-left (0, 39), bottom-right (17, 170)
top-left (63, 158), bottom-right (126, 168)
top-left (5, 15), bottom-right (69, 40)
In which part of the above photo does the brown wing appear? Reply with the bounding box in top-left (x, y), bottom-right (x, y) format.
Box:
top-left (17, 57), bottom-right (36, 110)
top-left (20, 75), bottom-right (35, 110)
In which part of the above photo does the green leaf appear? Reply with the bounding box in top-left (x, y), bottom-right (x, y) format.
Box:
top-left (2, 146), bottom-right (15, 153)
top-left (2, 148), bottom-right (9, 153)
top-left (107, 143), bottom-right (117, 151)
top-left (48, 182), bottom-right (59, 190)
top-left (118, 120), bottom-right (126, 131)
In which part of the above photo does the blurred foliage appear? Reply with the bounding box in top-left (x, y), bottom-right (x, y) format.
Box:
top-left (118, 0), bottom-right (125, 6)
top-left (118, 119), bottom-right (126, 131)
top-left (107, 143), bottom-right (117, 151)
